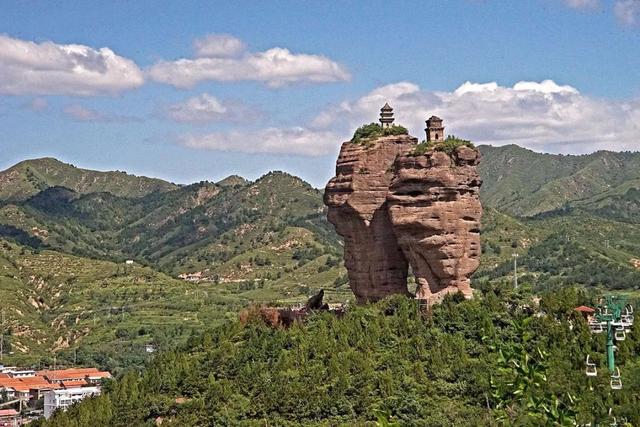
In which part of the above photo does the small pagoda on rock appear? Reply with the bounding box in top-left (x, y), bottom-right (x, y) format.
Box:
top-left (379, 103), bottom-right (394, 128)
top-left (425, 115), bottom-right (444, 142)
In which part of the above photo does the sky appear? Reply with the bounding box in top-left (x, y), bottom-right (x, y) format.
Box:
top-left (1, 0), bottom-right (639, 187)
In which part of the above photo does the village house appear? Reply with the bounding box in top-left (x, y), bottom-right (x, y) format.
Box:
top-left (43, 386), bottom-right (100, 419)
top-left (178, 271), bottom-right (204, 282)
top-left (0, 409), bottom-right (19, 427)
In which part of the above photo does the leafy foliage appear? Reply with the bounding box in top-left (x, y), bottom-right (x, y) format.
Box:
top-left (350, 123), bottom-right (408, 145)
top-left (37, 286), bottom-right (640, 426)
top-left (410, 135), bottom-right (475, 156)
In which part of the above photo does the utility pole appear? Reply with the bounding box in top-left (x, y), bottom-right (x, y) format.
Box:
top-left (512, 253), bottom-right (519, 290)
top-left (0, 309), bottom-right (4, 362)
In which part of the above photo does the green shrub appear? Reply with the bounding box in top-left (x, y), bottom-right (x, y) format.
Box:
top-left (410, 135), bottom-right (475, 156)
top-left (351, 123), bottom-right (408, 145)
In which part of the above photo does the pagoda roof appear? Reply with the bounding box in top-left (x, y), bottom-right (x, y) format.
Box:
top-left (574, 305), bottom-right (595, 313)
top-left (380, 103), bottom-right (393, 111)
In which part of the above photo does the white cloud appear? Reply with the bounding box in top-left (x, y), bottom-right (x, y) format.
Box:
top-left (310, 80), bottom-right (640, 154)
top-left (564, 0), bottom-right (600, 9)
top-left (163, 93), bottom-right (261, 124)
top-left (614, 0), bottom-right (640, 26)
top-left (165, 93), bottom-right (226, 123)
top-left (0, 34), bottom-right (144, 96)
top-left (176, 127), bottom-right (340, 156)
top-left (193, 34), bottom-right (246, 57)
top-left (64, 104), bottom-right (139, 122)
top-left (148, 35), bottom-right (350, 88)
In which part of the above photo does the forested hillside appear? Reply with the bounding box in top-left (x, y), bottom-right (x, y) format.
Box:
top-left (35, 286), bottom-right (640, 426)
top-left (478, 145), bottom-right (640, 219)
top-left (0, 158), bottom-right (177, 202)
top-left (1, 148), bottom-right (640, 370)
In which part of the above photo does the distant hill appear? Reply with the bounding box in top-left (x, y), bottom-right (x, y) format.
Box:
top-left (478, 145), bottom-right (640, 219)
top-left (1, 149), bottom-right (640, 368)
top-left (0, 157), bottom-right (178, 201)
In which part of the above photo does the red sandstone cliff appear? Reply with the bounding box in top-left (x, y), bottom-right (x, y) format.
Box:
top-left (324, 135), bottom-right (417, 303)
top-left (387, 146), bottom-right (482, 304)
top-left (324, 135), bottom-right (482, 305)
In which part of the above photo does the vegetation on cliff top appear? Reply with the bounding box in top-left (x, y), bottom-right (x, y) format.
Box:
top-left (350, 123), bottom-right (408, 145)
top-left (410, 135), bottom-right (475, 156)
top-left (36, 285), bottom-right (640, 426)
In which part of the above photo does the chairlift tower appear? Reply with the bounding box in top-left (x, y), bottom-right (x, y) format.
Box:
top-left (587, 295), bottom-right (634, 390)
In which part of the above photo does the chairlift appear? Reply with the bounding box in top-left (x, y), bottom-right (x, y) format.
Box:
top-left (585, 355), bottom-right (597, 377)
top-left (610, 367), bottom-right (622, 390)
top-left (614, 327), bottom-right (626, 341)
top-left (590, 322), bottom-right (604, 334)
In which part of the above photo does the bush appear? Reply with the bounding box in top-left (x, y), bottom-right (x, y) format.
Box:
top-left (410, 135), bottom-right (475, 156)
top-left (351, 123), bottom-right (408, 145)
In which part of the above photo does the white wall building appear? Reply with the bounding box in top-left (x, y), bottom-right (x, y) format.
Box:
top-left (43, 386), bottom-right (100, 419)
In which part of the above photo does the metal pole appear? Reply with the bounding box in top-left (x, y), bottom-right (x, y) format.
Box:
top-left (607, 321), bottom-right (615, 373)
top-left (0, 309), bottom-right (4, 362)
top-left (513, 254), bottom-right (518, 290)
top-left (0, 313), bottom-right (3, 363)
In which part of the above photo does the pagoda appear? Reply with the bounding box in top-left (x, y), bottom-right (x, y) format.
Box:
top-left (425, 115), bottom-right (444, 142)
top-left (379, 103), bottom-right (394, 128)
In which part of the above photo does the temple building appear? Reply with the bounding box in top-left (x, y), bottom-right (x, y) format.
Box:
top-left (379, 103), bottom-right (394, 128)
top-left (425, 115), bottom-right (444, 142)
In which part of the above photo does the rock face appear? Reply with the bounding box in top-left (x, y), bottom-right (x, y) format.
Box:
top-left (324, 135), bottom-right (417, 303)
top-left (324, 136), bottom-right (482, 305)
top-left (387, 146), bottom-right (482, 303)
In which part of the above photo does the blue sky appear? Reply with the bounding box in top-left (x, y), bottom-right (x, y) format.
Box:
top-left (1, 0), bottom-right (639, 187)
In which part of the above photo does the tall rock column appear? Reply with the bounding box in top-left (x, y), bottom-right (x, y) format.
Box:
top-left (324, 135), bottom-right (417, 303)
top-left (387, 146), bottom-right (483, 304)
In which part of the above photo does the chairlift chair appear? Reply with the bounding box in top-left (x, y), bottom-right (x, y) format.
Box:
top-left (610, 367), bottom-right (622, 390)
top-left (585, 355), bottom-right (597, 377)
top-left (614, 326), bottom-right (626, 341)
top-left (590, 322), bottom-right (604, 334)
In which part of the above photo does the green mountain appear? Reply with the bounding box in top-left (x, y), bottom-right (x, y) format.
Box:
top-left (1, 148), bottom-right (640, 369)
top-left (0, 157), bottom-right (178, 202)
top-left (478, 145), bottom-right (640, 219)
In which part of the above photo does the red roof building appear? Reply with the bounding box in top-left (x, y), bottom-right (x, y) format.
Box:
top-left (0, 408), bottom-right (18, 427)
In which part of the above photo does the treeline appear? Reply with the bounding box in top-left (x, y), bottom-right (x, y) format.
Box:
top-left (36, 285), bottom-right (640, 426)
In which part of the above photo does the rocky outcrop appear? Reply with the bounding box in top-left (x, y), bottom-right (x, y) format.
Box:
top-left (387, 146), bottom-right (482, 304)
top-left (324, 135), bottom-right (417, 303)
top-left (324, 136), bottom-right (482, 305)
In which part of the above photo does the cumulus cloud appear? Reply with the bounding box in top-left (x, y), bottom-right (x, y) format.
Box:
top-left (0, 34), bottom-right (144, 96)
top-left (64, 104), bottom-right (139, 123)
top-left (615, 0), bottom-right (640, 26)
top-left (176, 127), bottom-right (340, 156)
top-left (193, 34), bottom-right (246, 57)
top-left (311, 79), bottom-right (640, 154)
top-left (148, 35), bottom-right (350, 88)
top-left (563, 0), bottom-right (600, 9)
top-left (171, 79), bottom-right (639, 157)
top-left (163, 93), bottom-right (260, 124)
